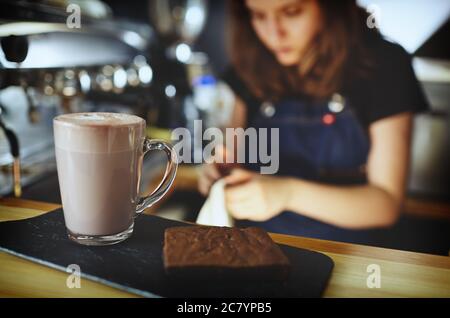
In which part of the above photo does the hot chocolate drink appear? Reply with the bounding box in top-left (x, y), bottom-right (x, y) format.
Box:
top-left (54, 112), bottom-right (178, 245)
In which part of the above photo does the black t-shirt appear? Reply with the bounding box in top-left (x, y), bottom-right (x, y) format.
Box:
top-left (221, 37), bottom-right (429, 128)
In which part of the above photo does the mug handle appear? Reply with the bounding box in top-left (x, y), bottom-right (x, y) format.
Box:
top-left (135, 138), bottom-right (178, 216)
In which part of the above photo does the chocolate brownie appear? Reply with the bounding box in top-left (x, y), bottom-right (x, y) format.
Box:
top-left (163, 226), bottom-right (291, 282)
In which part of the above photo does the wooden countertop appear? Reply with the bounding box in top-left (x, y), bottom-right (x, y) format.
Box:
top-left (0, 197), bottom-right (449, 298)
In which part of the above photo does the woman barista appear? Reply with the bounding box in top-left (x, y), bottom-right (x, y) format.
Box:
top-left (198, 0), bottom-right (428, 244)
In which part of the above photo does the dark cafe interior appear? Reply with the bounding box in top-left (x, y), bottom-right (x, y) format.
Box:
top-left (0, 0), bottom-right (449, 299)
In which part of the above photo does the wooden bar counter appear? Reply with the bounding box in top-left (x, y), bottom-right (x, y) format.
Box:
top-left (0, 197), bottom-right (449, 298)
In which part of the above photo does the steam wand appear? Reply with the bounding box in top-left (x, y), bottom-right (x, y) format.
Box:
top-left (0, 35), bottom-right (29, 197)
top-left (0, 106), bottom-right (21, 197)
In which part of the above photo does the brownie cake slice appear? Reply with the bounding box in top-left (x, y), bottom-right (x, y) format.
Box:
top-left (163, 226), bottom-right (291, 282)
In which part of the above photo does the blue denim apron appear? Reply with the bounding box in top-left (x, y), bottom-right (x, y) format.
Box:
top-left (239, 94), bottom-right (386, 245)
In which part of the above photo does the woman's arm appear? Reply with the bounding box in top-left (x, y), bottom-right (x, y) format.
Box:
top-left (225, 112), bottom-right (413, 229)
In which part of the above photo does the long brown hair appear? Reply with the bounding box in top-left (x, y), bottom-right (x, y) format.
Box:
top-left (227, 0), bottom-right (378, 101)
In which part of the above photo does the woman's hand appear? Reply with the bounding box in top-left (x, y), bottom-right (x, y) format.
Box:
top-left (197, 163), bottom-right (221, 196)
top-left (224, 169), bottom-right (292, 222)
top-left (197, 145), bottom-right (239, 196)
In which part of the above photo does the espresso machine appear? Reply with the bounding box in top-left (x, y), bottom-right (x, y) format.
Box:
top-left (0, 0), bottom-right (225, 200)
top-left (0, 0), bottom-right (159, 198)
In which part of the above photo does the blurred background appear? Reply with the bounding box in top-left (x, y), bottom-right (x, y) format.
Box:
top-left (0, 0), bottom-right (449, 255)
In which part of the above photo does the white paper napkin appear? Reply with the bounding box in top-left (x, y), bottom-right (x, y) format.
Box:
top-left (196, 179), bottom-right (234, 227)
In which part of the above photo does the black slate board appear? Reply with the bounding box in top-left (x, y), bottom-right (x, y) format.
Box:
top-left (0, 209), bottom-right (334, 297)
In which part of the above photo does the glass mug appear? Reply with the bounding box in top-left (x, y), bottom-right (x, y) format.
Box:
top-left (53, 112), bottom-right (178, 245)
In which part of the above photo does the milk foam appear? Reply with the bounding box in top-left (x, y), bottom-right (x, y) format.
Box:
top-left (54, 112), bottom-right (143, 127)
top-left (53, 112), bottom-right (145, 153)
